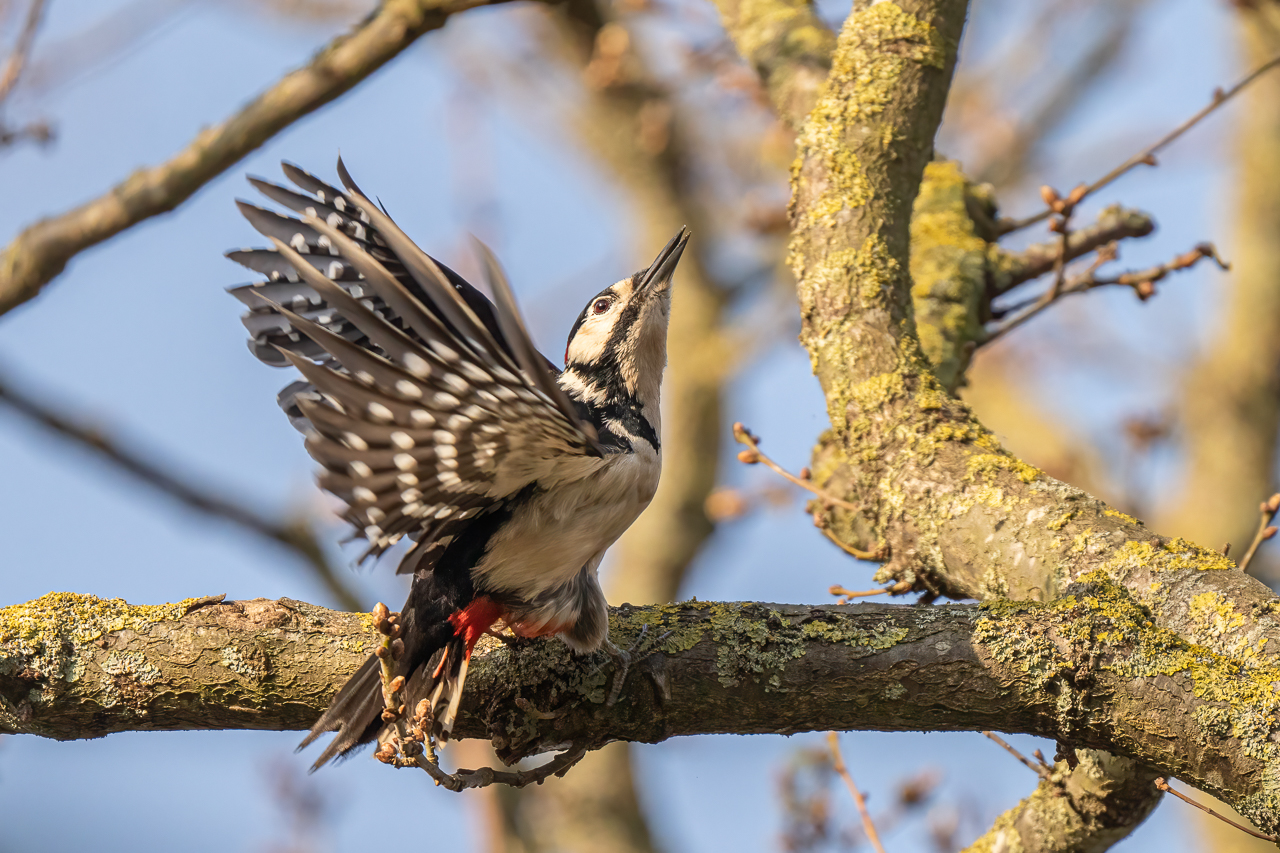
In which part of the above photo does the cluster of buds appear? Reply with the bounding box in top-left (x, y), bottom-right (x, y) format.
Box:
top-left (1041, 183), bottom-right (1088, 219)
top-left (733, 422), bottom-right (761, 464)
top-left (1261, 493), bottom-right (1280, 540)
top-left (373, 604), bottom-right (405, 663)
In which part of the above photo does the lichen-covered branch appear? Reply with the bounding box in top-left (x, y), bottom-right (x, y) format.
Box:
top-left (784, 1), bottom-right (1280, 719)
top-left (960, 751), bottom-right (1161, 853)
top-left (0, 0), bottom-right (515, 318)
top-left (990, 205), bottom-right (1155, 296)
top-left (5, 584), bottom-right (1280, 830)
top-left (707, 0), bottom-right (836, 128)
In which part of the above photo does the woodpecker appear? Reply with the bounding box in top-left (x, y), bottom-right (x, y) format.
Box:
top-left (227, 158), bottom-right (687, 769)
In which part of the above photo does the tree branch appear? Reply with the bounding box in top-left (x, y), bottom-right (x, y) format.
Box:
top-left (4, 583), bottom-right (1280, 827)
top-left (0, 0), bottom-right (516, 318)
top-left (706, 0), bottom-right (835, 128)
top-left (990, 204), bottom-right (1155, 296)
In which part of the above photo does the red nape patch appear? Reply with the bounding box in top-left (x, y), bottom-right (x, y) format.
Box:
top-left (448, 597), bottom-right (505, 657)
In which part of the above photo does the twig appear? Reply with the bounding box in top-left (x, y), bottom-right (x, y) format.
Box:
top-left (0, 0), bottom-right (46, 103)
top-left (984, 242), bottom-right (1228, 345)
top-left (993, 205), bottom-right (1154, 295)
top-left (0, 369), bottom-right (364, 612)
top-left (827, 732), bottom-right (887, 853)
top-left (733, 422), bottom-right (859, 512)
top-left (820, 528), bottom-right (885, 562)
top-left (370, 612), bottom-right (589, 791)
top-left (1154, 778), bottom-right (1279, 843)
top-left (0, 0), bottom-right (518, 318)
top-left (829, 583), bottom-right (910, 603)
top-left (981, 731), bottom-right (1053, 782)
top-left (1237, 493), bottom-right (1280, 574)
top-left (997, 53), bottom-right (1280, 235)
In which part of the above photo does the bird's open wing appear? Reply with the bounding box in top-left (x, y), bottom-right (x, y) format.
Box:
top-left (228, 160), bottom-right (601, 571)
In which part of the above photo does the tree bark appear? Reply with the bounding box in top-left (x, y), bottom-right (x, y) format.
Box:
top-left (5, 586), bottom-right (1280, 833)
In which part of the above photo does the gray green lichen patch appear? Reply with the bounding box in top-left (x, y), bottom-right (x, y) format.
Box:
top-left (100, 651), bottom-right (162, 685)
top-left (801, 617), bottom-right (909, 650)
top-left (976, 576), bottom-right (1280, 821)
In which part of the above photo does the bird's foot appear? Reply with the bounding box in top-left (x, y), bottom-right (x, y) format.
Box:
top-left (601, 624), bottom-right (673, 707)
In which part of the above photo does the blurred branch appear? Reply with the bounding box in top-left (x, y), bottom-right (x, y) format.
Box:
top-left (960, 751), bottom-right (1160, 853)
top-left (0, 371), bottom-right (363, 612)
top-left (970, 0), bottom-right (1142, 189)
top-left (0, 0), bottom-right (52, 149)
top-left (827, 733), bottom-right (887, 853)
top-left (6, 588), bottom-right (1280, 833)
top-left (0, 0), bottom-right (519, 318)
top-left (474, 5), bottom-right (737, 849)
top-left (998, 52), bottom-right (1280, 235)
top-left (0, 0), bottom-right (44, 101)
top-left (984, 241), bottom-right (1228, 345)
top-left (706, 0), bottom-right (835, 128)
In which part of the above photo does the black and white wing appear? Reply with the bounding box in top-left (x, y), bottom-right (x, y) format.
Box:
top-left (228, 159), bottom-right (601, 573)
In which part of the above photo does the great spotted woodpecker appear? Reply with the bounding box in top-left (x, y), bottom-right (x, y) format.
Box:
top-left (228, 159), bottom-right (685, 768)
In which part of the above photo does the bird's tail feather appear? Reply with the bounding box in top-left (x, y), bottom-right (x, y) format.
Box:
top-left (300, 592), bottom-right (478, 769)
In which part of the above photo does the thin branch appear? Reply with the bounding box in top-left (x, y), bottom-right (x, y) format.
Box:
top-left (0, 0), bottom-right (46, 103)
top-left (997, 52), bottom-right (1280, 235)
top-left (993, 204), bottom-right (1154, 295)
top-left (827, 732), bottom-right (887, 853)
top-left (1237, 493), bottom-right (1280, 574)
top-left (0, 0), bottom-right (517, 317)
top-left (1154, 778), bottom-right (1279, 843)
top-left (0, 370), bottom-right (363, 612)
top-left (733, 422), bottom-right (859, 512)
top-left (829, 584), bottom-right (908, 602)
top-left (981, 731), bottom-right (1053, 782)
top-left (984, 242), bottom-right (1228, 345)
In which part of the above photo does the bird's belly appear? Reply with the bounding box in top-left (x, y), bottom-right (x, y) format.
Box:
top-left (474, 454), bottom-right (658, 597)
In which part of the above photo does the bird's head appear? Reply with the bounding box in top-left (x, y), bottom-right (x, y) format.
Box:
top-left (561, 228), bottom-right (689, 419)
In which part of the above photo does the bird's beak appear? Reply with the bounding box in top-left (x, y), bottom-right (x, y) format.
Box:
top-left (636, 227), bottom-right (690, 294)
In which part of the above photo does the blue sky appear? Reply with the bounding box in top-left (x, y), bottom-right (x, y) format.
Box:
top-left (0, 0), bottom-right (1250, 850)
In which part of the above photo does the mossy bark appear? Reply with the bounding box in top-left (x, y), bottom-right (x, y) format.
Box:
top-left (6, 586), bottom-right (1280, 832)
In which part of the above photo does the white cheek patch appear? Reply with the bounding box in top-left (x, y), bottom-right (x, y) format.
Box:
top-left (567, 316), bottom-right (611, 364)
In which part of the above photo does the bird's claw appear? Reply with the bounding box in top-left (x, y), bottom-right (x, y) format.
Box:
top-left (602, 624), bottom-right (672, 707)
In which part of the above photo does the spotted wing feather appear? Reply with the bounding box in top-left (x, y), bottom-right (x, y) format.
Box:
top-left (231, 160), bottom-right (601, 571)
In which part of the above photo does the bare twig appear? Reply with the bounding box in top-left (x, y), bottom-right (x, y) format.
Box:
top-left (985, 242), bottom-right (1228, 344)
top-left (827, 732), bottom-right (887, 853)
top-left (1237, 493), bottom-right (1280, 574)
top-left (829, 583), bottom-right (910, 603)
top-left (819, 527), bottom-right (885, 562)
top-left (0, 370), bottom-right (363, 612)
top-left (0, 0), bottom-right (518, 317)
top-left (1154, 777), bottom-right (1279, 843)
top-left (997, 53), bottom-right (1280, 235)
top-left (981, 731), bottom-right (1054, 782)
top-left (0, 0), bottom-right (46, 103)
top-left (733, 422), bottom-right (859, 512)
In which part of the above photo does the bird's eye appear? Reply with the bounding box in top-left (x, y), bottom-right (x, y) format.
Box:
top-left (592, 297), bottom-right (612, 315)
